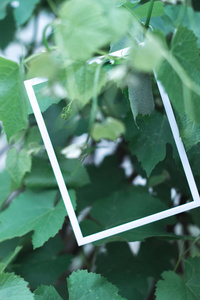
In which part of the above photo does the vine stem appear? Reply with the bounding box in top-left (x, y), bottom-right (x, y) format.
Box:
top-left (144, 0), bottom-right (155, 29)
top-left (174, 235), bottom-right (200, 272)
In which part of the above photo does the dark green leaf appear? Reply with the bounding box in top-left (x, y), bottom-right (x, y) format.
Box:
top-left (13, 236), bottom-right (73, 289)
top-left (0, 171), bottom-right (11, 206)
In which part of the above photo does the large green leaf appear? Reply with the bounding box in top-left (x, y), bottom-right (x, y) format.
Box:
top-left (0, 57), bottom-right (28, 140)
top-left (125, 111), bottom-right (174, 176)
top-left (0, 246), bottom-right (22, 273)
top-left (0, 189), bottom-right (76, 248)
top-left (54, 0), bottom-right (132, 60)
top-left (34, 285), bottom-right (62, 300)
top-left (25, 157), bottom-right (90, 189)
top-left (13, 0), bottom-right (40, 26)
top-left (67, 270), bottom-right (126, 300)
top-left (13, 236), bottom-right (73, 289)
top-left (6, 148), bottom-right (32, 186)
top-left (155, 257), bottom-right (200, 299)
top-left (0, 272), bottom-right (33, 300)
top-left (157, 26), bottom-right (200, 124)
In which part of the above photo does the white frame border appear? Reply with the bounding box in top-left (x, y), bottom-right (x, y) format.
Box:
top-left (24, 49), bottom-right (200, 246)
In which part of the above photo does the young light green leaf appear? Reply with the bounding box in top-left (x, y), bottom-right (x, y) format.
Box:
top-left (6, 148), bottom-right (32, 186)
top-left (0, 272), bottom-right (34, 300)
top-left (54, 0), bottom-right (132, 60)
top-left (34, 285), bottom-right (62, 300)
top-left (0, 190), bottom-right (76, 249)
top-left (128, 73), bottom-right (154, 120)
top-left (65, 62), bottom-right (106, 107)
top-left (0, 57), bottom-right (28, 140)
top-left (155, 257), bottom-right (200, 299)
top-left (91, 117), bottom-right (125, 141)
top-left (126, 111), bottom-right (174, 176)
top-left (13, 0), bottom-right (40, 26)
top-left (67, 270), bottom-right (126, 300)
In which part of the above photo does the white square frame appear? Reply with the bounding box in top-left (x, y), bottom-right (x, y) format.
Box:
top-left (24, 49), bottom-right (200, 246)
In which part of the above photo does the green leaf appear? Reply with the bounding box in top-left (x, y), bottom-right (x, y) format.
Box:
top-left (13, 236), bottom-right (73, 289)
top-left (125, 111), bottom-right (174, 176)
top-left (13, 0), bottom-right (40, 26)
top-left (0, 272), bottom-right (33, 300)
top-left (128, 73), bottom-right (154, 120)
top-left (155, 257), bottom-right (200, 299)
top-left (0, 189), bottom-right (76, 248)
top-left (0, 0), bottom-right (9, 20)
top-left (0, 246), bottom-right (22, 273)
top-left (0, 57), bottom-right (28, 140)
top-left (0, 171), bottom-right (11, 206)
top-left (34, 285), bottom-right (62, 300)
top-left (133, 1), bottom-right (164, 20)
top-left (91, 117), bottom-right (125, 141)
top-left (25, 157), bottom-right (90, 189)
top-left (0, 7), bottom-right (16, 50)
top-left (157, 26), bottom-right (200, 123)
top-left (90, 187), bottom-right (170, 229)
top-left (67, 270), bottom-right (126, 300)
top-left (54, 0), bottom-right (132, 60)
top-left (6, 148), bottom-right (32, 186)
top-left (65, 62), bottom-right (106, 107)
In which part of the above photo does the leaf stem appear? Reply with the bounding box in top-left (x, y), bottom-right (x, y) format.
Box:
top-left (144, 0), bottom-right (155, 29)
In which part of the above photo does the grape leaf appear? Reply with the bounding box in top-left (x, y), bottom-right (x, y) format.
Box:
top-left (34, 285), bottom-right (62, 300)
top-left (13, 0), bottom-right (40, 26)
top-left (25, 157), bottom-right (90, 189)
top-left (67, 270), bottom-right (126, 300)
top-left (157, 26), bottom-right (200, 123)
top-left (13, 236), bottom-right (73, 289)
top-left (125, 111), bottom-right (174, 176)
top-left (0, 57), bottom-right (28, 140)
top-left (155, 257), bottom-right (200, 299)
top-left (0, 272), bottom-right (33, 300)
top-left (6, 148), bottom-right (32, 186)
top-left (91, 117), bottom-right (125, 141)
top-left (128, 73), bottom-right (154, 120)
top-left (65, 62), bottom-right (106, 107)
top-left (54, 0), bottom-right (132, 60)
top-left (0, 189), bottom-right (76, 248)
